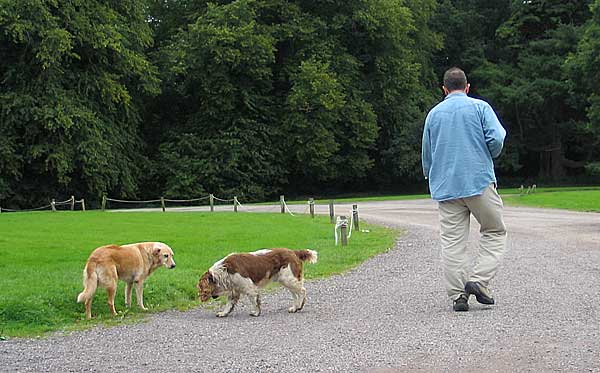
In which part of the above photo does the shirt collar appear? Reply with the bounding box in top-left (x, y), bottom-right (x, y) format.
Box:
top-left (444, 92), bottom-right (467, 100)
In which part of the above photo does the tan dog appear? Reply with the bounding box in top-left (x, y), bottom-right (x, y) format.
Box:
top-left (198, 248), bottom-right (317, 317)
top-left (77, 242), bottom-right (176, 319)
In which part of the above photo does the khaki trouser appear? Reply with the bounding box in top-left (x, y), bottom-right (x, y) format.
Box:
top-left (438, 184), bottom-right (507, 300)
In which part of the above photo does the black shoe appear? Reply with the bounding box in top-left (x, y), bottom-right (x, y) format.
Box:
top-left (465, 281), bottom-right (495, 305)
top-left (453, 295), bottom-right (469, 312)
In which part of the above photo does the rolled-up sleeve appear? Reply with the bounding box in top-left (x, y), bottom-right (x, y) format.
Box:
top-left (481, 103), bottom-right (506, 158)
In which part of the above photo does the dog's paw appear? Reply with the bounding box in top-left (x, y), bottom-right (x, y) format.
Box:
top-left (140, 306), bottom-right (148, 311)
top-left (288, 306), bottom-right (299, 313)
top-left (249, 311), bottom-right (261, 317)
top-left (216, 312), bottom-right (229, 317)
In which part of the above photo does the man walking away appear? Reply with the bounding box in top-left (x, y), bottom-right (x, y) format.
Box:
top-left (421, 67), bottom-right (507, 312)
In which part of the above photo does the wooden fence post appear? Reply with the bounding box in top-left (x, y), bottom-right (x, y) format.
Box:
top-left (280, 195), bottom-right (285, 214)
top-left (81, 199), bottom-right (86, 211)
top-left (70, 195), bottom-right (75, 211)
top-left (340, 216), bottom-right (348, 246)
top-left (51, 199), bottom-right (56, 212)
top-left (309, 198), bottom-right (315, 218)
top-left (210, 194), bottom-right (214, 212)
top-left (160, 197), bottom-right (166, 212)
top-left (234, 196), bottom-right (238, 212)
top-left (101, 194), bottom-right (107, 211)
top-left (329, 200), bottom-right (335, 223)
top-left (352, 204), bottom-right (359, 231)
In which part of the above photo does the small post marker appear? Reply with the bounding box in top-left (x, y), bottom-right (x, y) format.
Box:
top-left (160, 197), bottom-right (166, 212)
top-left (280, 195), bottom-right (285, 214)
top-left (51, 199), bottom-right (56, 212)
top-left (70, 195), bottom-right (75, 211)
top-left (309, 198), bottom-right (315, 218)
top-left (352, 204), bottom-right (359, 231)
top-left (340, 216), bottom-right (348, 246)
top-left (81, 199), bottom-right (86, 211)
top-left (234, 196), bottom-right (238, 212)
top-left (210, 194), bottom-right (214, 212)
top-left (329, 200), bottom-right (335, 224)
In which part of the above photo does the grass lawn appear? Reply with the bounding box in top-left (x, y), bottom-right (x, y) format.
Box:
top-left (503, 189), bottom-right (600, 212)
top-left (497, 185), bottom-right (600, 196)
top-left (0, 211), bottom-right (397, 338)
top-left (280, 186), bottom-right (600, 211)
top-left (280, 186), bottom-right (600, 205)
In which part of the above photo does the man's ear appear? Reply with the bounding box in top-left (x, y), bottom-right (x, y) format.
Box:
top-left (465, 83), bottom-right (470, 94)
top-left (442, 86), bottom-right (449, 95)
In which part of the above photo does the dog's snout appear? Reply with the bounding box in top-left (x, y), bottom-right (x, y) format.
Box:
top-left (170, 263), bottom-right (176, 269)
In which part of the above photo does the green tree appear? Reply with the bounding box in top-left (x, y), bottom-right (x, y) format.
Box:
top-left (566, 0), bottom-right (600, 176)
top-left (0, 0), bottom-right (158, 206)
top-left (430, 1), bottom-right (518, 174)
top-left (431, 0), bottom-right (511, 76)
top-left (473, 0), bottom-right (592, 179)
top-left (365, 0), bottom-right (441, 186)
top-left (150, 0), bottom-right (438, 197)
top-left (151, 0), bottom-right (282, 200)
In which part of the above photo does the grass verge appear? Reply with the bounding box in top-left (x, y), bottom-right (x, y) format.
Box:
top-left (0, 211), bottom-right (397, 338)
top-left (279, 186), bottom-right (600, 210)
top-left (275, 186), bottom-right (600, 205)
top-left (503, 189), bottom-right (600, 212)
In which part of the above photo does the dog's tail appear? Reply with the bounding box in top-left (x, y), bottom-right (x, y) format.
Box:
top-left (294, 249), bottom-right (318, 264)
top-left (77, 262), bottom-right (98, 303)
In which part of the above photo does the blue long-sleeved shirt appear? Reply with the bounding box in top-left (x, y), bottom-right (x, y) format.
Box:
top-left (421, 92), bottom-right (506, 201)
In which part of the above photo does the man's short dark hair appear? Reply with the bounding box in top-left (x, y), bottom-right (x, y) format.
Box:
top-left (443, 67), bottom-right (467, 91)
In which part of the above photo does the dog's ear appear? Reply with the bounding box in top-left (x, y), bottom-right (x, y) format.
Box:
top-left (199, 272), bottom-right (214, 285)
top-left (153, 246), bottom-right (161, 256)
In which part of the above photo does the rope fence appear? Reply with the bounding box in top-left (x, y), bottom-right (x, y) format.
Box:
top-left (106, 193), bottom-right (363, 246)
top-left (101, 193), bottom-right (242, 213)
top-left (0, 196), bottom-right (86, 213)
top-left (278, 195), bottom-right (360, 246)
top-left (2, 192), bottom-right (364, 246)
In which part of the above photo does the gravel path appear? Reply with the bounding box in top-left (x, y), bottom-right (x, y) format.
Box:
top-left (1, 200), bottom-right (599, 372)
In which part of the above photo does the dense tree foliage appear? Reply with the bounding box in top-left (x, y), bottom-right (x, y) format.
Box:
top-left (146, 0), bottom-right (439, 199)
top-left (431, 0), bottom-right (511, 76)
top-left (472, 0), bottom-right (593, 179)
top-left (0, 0), bottom-right (158, 206)
top-left (567, 0), bottom-right (600, 176)
top-left (1, 0), bottom-right (599, 207)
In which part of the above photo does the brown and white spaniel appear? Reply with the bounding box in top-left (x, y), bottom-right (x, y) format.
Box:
top-left (198, 248), bottom-right (318, 317)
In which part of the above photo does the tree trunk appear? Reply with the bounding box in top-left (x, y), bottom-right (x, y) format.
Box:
top-left (550, 146), bottom-right (564, 179)
top-left (538, 121), bottom-right (565, 179)
top-left (538, 144), bottom-right (565, 179)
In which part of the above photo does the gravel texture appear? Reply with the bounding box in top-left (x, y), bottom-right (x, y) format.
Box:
top-left (1, 199), bottom-right (599, 372)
